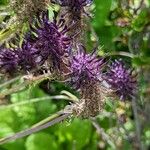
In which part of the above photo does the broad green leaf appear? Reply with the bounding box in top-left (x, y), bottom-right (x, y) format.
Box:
top-left (0, 0), bottom-right (8, 5)
top-left (25, 133), bottom-right (58, 150)
top-left (57, 119), bottom-right (92, 150)
top-left (93, 0), bottom-right (112, 28)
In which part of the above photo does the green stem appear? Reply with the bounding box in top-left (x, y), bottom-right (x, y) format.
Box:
top-left (0, 111), bottom-right (72, 145)
top-left (0, 76), bottom-right (22, 89)
top-left (0, 74), bottom-right (54, 98)
top-left (0, 95), bottom-right (74, 110)
top-left (91, 118), bottom-right (116, 150)
top-left (131, 98), bottom-right (144, 150)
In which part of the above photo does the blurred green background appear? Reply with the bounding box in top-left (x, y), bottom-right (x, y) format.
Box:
top-left (0, 0), bottom-right (150, 150)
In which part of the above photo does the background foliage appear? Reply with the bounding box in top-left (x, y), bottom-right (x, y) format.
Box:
top-left (0, 0), bottom-right (150, 150)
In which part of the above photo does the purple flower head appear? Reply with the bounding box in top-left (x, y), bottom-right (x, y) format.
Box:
top-left (69, 45), bottom-right (105, 89)
top-left (0, 48), bottom-right (19, 74)
top-left (17, 41), bottom-right (43, 71)
top-left (31, 11), bottom-right (71, 70)
top-left (105, 59), bottom-right (137, 100)
top-left (52, 0), bottom-right (93, 20)
top-left (53, 0), bottom-right (92, 9)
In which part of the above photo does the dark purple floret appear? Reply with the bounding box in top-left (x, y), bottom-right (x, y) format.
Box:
top-left (52, 0), bottom-right (92, 9)
top-left (52, 0), bottom-right (92, 20)
top-left (69, 45), bottom-right (105, 89)
top-left (17, 41), bottom-right (43, 71)
top-left (31, 11), bottom-right (71, 70)
top-left (0, 48), bottom-right (19, 74)
top-left (105, 59), bottom-right (137, 101)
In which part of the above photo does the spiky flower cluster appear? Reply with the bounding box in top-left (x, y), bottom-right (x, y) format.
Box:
top-left (69, 45), bottom-right (105, 89)
top-left (0, 48), bottom-right (19, 74)
top-left (67, 45), bottom-right (106, 117)
top-left (52, 0), bottom-right (92, 21)
top-left (105, 60), bottom-right (137, 100)
top-left (17, 41), bottom-right (42, 71)
top-left (0, 1), bottom-right (138, 117)
top-left (31, 11), bottom-right (71, 70)
top-left (52, 0), bottom-right (92, 10)
top-left (0, 11), bottom-right (71, 74)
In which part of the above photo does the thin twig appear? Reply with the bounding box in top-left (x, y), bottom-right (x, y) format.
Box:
top-left (91, 118), bottom-right (116, 149)
top-left (0, 95), bottom-right (75, 110)
top-left (134, 0), bottom-right (144, 14)
top-left (0, 74), bottom-right (54, 98)
top-left (0, 76), bottom-right (22, 89)
top-left (131, 97), bottom-right (144, 150)
top-left (0, 109), bottom-right (72, 145)
top-left (105, 51), bottom-right (134, 58)
top-left (60, 90), bottom-right (79, 102)
top-left (0, 82), bottom-right (29, 98)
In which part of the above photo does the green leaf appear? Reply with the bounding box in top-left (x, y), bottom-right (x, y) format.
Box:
top-left (96, 26), bottom-right (120, 50)
top-left (57, 119), bottom-right (92, 150)
top-left (93, 0), bottom-right (112, 28)
top-left (0, 0), bottom-right (8, 5)
top-left (132, 56), bottom-right (150, 66)
top-left (131, 9), bottom-right (150, 32)
top-left (25, 133), bottom-right (58, 150)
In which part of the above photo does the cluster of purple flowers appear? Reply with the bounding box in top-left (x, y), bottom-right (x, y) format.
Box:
top-left (69, 47), bottom-right (136, 101)
top-left (52, 0), bottom-right (92, 10)
top-left (69, 45), bottom-right (105, 89)
top-left (0, 1), bottom-right (137, 102)
top-left (30, 11), bottom-right (71, 70)
top-left (105, 59), bottom-right (137, 100)
top-left (0, 48), bottom-right (19, 74)
top-left (52, 0), bottom-right (92, 20)
top-left (0, 11), bottom-right (71, 73)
